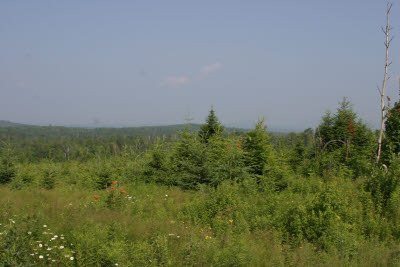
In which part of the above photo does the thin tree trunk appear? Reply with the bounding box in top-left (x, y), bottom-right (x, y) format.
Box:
top-left (377, 2), bottom-right (392, 164)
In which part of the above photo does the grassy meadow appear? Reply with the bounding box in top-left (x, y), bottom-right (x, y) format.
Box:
top-left (2, 103), bottom-right (400, 266)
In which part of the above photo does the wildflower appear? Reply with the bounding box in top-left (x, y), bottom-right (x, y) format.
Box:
top-left (112, 181), bottom-right (118, 185)
top-left (165, 194), bottom-right (168, 197)
top-left (47, 248), bottom-right (52, 251)
top-left (229, 219), bottom-right (234, 223)
top-left (39, 244), bottom-right (43, 247)
top-left (28, 232), bottom-right (32, 235)
top-left (43, 225), bottom-right (47, 228)
top-left (52, 260), bottom-right (56, 262)
top-left (39, 255), bottom-right (43, 259)
top-left (120, 188), bottom-right (127, 194)
top-left (111, 187), bottom-right (115, 191)
top-left (70, 257), bottom-right (74, 261)
top-left (93, 195), bottom-right (100, 201)
top-left (9, 219), bottom-right (15, 223)
top-left (30, 254), bottom-right (34, 256)
top-left (59, 246), bottom-right (64, 249)
top-left (61, 237), bottom-right (64, 239)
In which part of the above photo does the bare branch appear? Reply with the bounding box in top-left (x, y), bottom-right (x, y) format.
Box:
top-left (388, 3), bottom-right (393, 13)
top-left (377, 85), bottom-right (382, 96)
top-left (321, 140), bottom-right (346, 153)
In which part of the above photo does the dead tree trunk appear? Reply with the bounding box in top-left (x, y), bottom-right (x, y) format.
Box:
top-left (377, 2), bottom-right (393, 164)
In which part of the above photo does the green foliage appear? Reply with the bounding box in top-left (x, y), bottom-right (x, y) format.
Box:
top-left (159, 124), bottom-right (250, 189)
top-left (383, 101), bottom-right (400, 163)
top-left (315, 98), bottom-right (375, 175)
top-left (318, 98), bottom-right (374, 153)
top-left (199, 107), bottom-right (225, 143)
top-left (93, 163), bottom-right (113, 190)
top-left (171, 125), bottom-right (209, 188)
top-left (144, 143), bottom-right (173, 185)
top-left (5, 104), bottom-right (400, 266)
top-left (40, 165), bottom-right (57, 190)
top-left (0, 142), bottom-right (16, 184)
top-left (366, 155), bottom-right (400, 214)
top-left (242, 117), bottom-right (275, 177)
top-left (0, 157), bottom-right (15, 184)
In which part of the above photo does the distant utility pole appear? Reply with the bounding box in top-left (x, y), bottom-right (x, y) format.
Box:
top-left (377, 2), bottom-right (393, 164)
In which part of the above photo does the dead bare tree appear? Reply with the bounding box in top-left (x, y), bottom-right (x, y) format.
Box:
top-left (377, 2), bottom-right (393, 164)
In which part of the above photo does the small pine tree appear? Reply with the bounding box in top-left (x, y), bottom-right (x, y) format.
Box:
top-left (0, 157), bottom-right (15, 184)
top-left (199, 107), bottom-right (225, 143)
top-left (242, 117), bottom-right (275, 176)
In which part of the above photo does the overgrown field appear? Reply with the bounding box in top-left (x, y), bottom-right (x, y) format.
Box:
top-left (2, 174), bottom-right (400, 266)
top-left (2, 101), bottom-right (400, 266)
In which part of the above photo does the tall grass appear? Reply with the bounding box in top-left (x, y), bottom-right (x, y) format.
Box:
top-left (2, 177), bottom-right (400, 266)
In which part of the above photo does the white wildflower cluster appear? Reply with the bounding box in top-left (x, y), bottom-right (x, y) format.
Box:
top-left (27, 224), bottom-right (75, 264)
top-left (126, 195), bottom-right (138, 204)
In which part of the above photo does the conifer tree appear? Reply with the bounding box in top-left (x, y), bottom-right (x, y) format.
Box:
top-left (316, 98), bottom-right (375, 163)
top-left (199, 106), bottom-right (225, 143)
top-left (242, 117), bottom-right (274, 176)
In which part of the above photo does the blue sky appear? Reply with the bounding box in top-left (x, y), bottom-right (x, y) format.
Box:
top-left (1, 1), bottom-right (399, 130)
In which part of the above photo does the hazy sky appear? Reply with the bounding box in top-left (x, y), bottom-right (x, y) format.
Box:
top-left (1, 1), bottom-right (400, 130)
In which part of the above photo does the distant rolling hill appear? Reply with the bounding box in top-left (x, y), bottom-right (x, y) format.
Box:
top-left (0, 120), bottom-right (31, 127)
top-left (0, 121), bottom-right (250, 139)
top-left (0, 120), bottom-right (295, 138)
